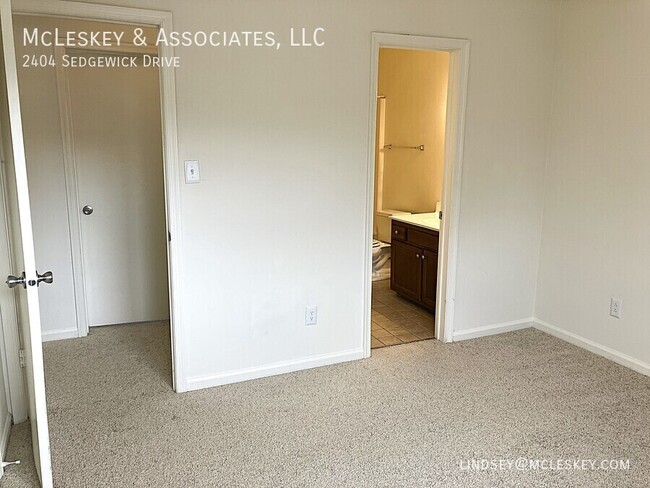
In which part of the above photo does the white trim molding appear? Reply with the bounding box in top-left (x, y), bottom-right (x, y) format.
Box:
top-left (41, 327), bottom-right (78, 343)
top-left (363, 33), bottom-right (471, 358)
top-left (533, 319), bottom-right (650, 377)
top-left (186, 349), bottom-right (365, 392)
top-left (452, 318), bottom-right (532, 341)
top-left (14, 0), bottom-right (186, 392)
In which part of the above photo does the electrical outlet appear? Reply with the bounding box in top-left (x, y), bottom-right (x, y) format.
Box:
top-left (305, 306), bottom-right (318, 326)
top-left (610, 297), bottom-right (622, 319)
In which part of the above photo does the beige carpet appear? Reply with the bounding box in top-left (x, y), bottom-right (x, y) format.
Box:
top-left (1, 323), bottom-right (648, 487)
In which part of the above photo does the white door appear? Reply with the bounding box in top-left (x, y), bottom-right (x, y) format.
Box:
top-left (67, 53), bottom-right (169, 327)
top-left (0, 1), bottom-right (53, 486)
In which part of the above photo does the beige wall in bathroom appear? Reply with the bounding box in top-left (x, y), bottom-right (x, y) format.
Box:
top-left (376, 48), bottom-right (449, 213)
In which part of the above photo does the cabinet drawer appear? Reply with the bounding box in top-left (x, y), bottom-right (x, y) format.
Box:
top-left (408, 229), bottom-right (438, 251)
top-left (392, 224), bottom-right (407, 241)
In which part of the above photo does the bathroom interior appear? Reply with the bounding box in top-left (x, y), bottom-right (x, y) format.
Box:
top-left (371, 47), bottom-right (450, 349)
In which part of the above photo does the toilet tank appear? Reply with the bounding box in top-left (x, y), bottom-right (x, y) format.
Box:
top-left (376, 209), bottom-right (411, 242)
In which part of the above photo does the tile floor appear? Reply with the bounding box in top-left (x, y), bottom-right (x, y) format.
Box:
top-left (371, 280), bottom-right (435, 348)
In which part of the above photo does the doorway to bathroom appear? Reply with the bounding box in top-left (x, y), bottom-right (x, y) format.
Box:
top-left (364, 33), bottom-right (470, 352)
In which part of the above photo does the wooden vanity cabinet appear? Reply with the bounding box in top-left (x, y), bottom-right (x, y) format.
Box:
top-left (390, 220), bottom-right (439, 312)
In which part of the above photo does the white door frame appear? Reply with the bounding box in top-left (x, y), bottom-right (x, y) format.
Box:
top-left (363, 33), bottom-right (470, 355)
top-left (14, 0), bottom-right (187, 392)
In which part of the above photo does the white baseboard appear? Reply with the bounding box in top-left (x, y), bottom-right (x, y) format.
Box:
top-left (452, 318), bottom-right (533, 341)
top-left (186, 348), bottom-right (365, 391)
top-left (42, 327), bottom-right (78, 342)
top-left (533, 318), bottom-right (650, 377)
top-left (0, 411), bottom-right (11, 460)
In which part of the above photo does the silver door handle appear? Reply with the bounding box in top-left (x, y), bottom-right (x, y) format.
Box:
top-left (5, 271), bottom-right (53, 288)
top-left (6, 272), bottom-right (26, 289)
top-left (37, 271), bottom-right (54, 286)
top-left (82, 205), bottom-right (93, 215)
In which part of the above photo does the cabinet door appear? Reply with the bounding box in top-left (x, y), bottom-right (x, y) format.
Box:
top-left (422, 249), bottom-right (438, 311)
top-left (390, 240), bottom-right (422, 302)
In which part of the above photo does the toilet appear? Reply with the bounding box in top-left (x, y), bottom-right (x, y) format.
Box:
top-left (372, 239), bottom-right (391, 280)
top-left (372, 209), bottom-right (411, 281)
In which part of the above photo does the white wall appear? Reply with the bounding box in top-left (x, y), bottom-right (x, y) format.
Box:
top-left (535, 0), bottom-right (650, 369)
top-left (14, 0), bottom-right (557, 388)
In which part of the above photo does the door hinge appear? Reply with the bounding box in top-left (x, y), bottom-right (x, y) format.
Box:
top-left (19, 349), bottom-right (25, 368)
top-left (439, 210), bottom-right (443, 220)
top-left (168, 231), bottom-right (171, 242)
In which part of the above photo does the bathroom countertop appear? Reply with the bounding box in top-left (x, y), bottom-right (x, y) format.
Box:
top-left (391, 212), bottom-right (440, 232)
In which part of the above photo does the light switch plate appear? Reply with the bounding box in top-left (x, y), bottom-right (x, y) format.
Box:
top-left (184, 160), bottom-right (200, 183)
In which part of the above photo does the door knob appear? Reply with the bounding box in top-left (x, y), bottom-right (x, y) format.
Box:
top-left (37, 271), bottom-right (54, 286)
top-left (82, 205), bottom-right (93, 215)
top-left (5, 272), bottom-right (26, 289)
top-left (5, 271), bottom-right (53, 289)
